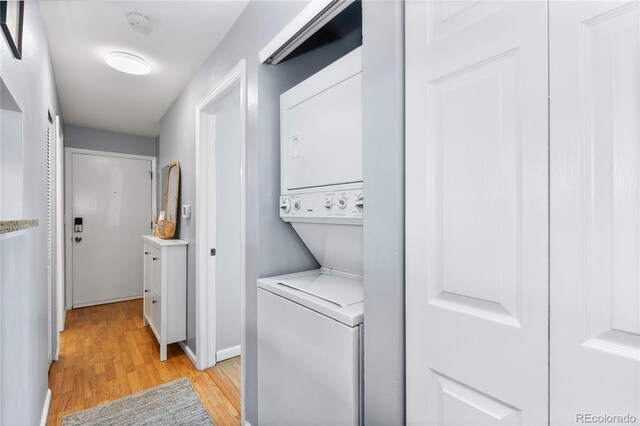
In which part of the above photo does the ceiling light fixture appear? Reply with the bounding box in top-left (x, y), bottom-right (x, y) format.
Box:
top-left (104, 51), bottom-right (151, 75)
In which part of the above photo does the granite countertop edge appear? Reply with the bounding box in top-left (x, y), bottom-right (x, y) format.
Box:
top-left (0, 219), bottom-right (39, 234)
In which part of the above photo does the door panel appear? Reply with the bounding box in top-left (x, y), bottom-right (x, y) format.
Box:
top-left (71, 153), bottom-right (152, 307)
top-left (150, 246), bottom-right (161, 294)
top-left (406, 2), bottom-right (548, 424)
top-left (150, 290), bottom-right (161, 334)
top-left (550, 1), bottom-right (640, 422)
top-left (143, 243), bottom-right (152, 292)
top-left (429, 371), bottom-right (521, 426)
top-left (144, 290), bottom-right (154, 327)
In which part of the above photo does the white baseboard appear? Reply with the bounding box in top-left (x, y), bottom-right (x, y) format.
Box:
top-left (245, 422), bottom-right (253, 426)
top-left (73, 296), bottom-right (142, 309)
top-left (40, 388), bottom-right (51, 426)
top-left (179, 341), bottom-right (198, 369)
top-left (216, 345), bottom-right (241, 362)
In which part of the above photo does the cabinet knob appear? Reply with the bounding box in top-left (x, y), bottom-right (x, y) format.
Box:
top-left (144, 289), bottom-right (149, 293)
top-left (152, 257), bottom-right (158, 261)
top-left (144, 251), bottom-right (149, 255)
top-left (152, 300), bottom-right (157, 304)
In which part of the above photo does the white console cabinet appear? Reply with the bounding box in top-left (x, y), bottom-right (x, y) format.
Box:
top-left (142, 235), bottom-right (187, 361)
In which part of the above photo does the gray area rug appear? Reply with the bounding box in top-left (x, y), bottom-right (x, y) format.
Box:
top-left (62, 378), bottom-right (215, 426)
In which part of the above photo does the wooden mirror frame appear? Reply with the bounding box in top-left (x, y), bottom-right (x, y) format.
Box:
top-left (157, 161), bottom-right (180, 239)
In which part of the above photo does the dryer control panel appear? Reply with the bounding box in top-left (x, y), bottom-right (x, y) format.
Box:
top-left (280, 189), bottom-right (363, 221)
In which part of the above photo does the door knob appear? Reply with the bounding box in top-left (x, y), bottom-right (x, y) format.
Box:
top-left (74, 236), bottom-right (82, 242)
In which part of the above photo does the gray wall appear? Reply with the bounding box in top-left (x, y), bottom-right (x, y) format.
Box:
top-left (362, 1), bottom-right (405, 424)
top-left (65, 125), bottom-right (157, 157)
top-left (159, 2), bottom-right (405, 424)
top-left (158, 1), bottom-right (365, 422)
top-left (0, 2), bottom-right (63, 424)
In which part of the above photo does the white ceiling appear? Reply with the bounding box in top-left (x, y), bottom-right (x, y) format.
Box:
top-left (39, 1), bottom-right (248, 137)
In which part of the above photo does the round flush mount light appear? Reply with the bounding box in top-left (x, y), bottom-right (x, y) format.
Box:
top-left (104, 51), bottom-right (151, 75)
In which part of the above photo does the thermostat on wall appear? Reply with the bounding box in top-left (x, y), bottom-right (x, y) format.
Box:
top-left (182, 205), bottom-right (191, 219)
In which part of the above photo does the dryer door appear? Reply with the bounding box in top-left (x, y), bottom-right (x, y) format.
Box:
top-left (282, 71), bottom-right (363, 191)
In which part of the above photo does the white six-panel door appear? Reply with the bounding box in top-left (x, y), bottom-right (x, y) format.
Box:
top-left (550, 1), bottom-right (640, 423)
top-left (406, 2), bottom-right (549, 424)
top-left (407, 1), bottom-right (640, 425)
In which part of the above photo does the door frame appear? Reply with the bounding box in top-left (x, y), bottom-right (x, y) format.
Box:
top-left (64, 148), bottom-right (157, 310)
top-left (194, 59), bottom-right (247, 375)
top-left (54, 116), bottom-right (64, 360)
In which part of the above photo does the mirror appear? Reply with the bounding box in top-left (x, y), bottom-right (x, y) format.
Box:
top-left (156, 161), bottom-right (180, 239)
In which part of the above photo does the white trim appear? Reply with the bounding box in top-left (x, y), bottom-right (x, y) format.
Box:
top-left (194, 60), bottom-right (246, 378)
top-left (55, 118), bottom-right (65, 335)
top-left (64, 147), bottom-right (158, 162)
top-left (72, 295), bottom-right (142, 309)
top-left (46, 117), bottom-right (53, 364)
top-left (64, 147), bottom-right (156, 311)
top-left (216, 345), bottom-right (241, 362)
top-left (258, 0), bottom-right (353, 65)
top-left (40, 389), bottom-right (51, 426)
top-left (179, 341), bottom-right (198, 368)
top-left (245, 422), bottom-right (253, 426)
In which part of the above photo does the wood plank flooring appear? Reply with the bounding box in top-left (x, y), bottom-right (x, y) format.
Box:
top-left (207, 356), bottom-right (241, 414)
top-left (47, 299), bottom-right (241, 426)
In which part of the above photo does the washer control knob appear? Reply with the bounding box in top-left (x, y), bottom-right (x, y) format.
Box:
top-left (280, 198), bottom-right (291, 213)
top-left (337, 198), bottom-right (348, 209)
top-left (355, 194), bottom-right (364, 209)
top-left (293, 200), bottom-right (301, 210)
top-left (324, 199), bottom-right (334, 210)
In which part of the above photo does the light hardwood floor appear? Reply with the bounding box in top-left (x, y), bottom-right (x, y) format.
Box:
top-left (47, 299), bottom-right (241, 425)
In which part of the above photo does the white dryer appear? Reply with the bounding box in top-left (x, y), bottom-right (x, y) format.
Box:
top-left (258, 47), bottom-right (364, 426)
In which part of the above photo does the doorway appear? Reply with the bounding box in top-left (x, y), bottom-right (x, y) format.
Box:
top-left (195, 60), bottom-right (246, 378)
top-left (64, 148), bottom-right (156, 308)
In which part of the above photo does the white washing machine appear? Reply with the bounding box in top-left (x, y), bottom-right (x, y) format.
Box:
top-left (258, 47), bottom-right (364, 426)
top-left (257, 268), bottom-right (363, 425)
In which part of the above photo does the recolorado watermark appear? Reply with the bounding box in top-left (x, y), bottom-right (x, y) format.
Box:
top-left (576, 413), bottom-right (637, 424)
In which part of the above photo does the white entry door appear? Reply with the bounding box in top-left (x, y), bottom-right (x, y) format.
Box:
top-left (406, 2), bottom-right (549, 425)
top-left (550, 1), bottom-right (640, 423)
top-left (69, 151), bottom-right (153, 307)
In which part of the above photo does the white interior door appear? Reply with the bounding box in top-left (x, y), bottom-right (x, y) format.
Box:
top-left (550, 1), bottom-right (640, 423)
top-left (211, 87), bottom-right (243, 362)
top-left (70, 151), bottom-right (152, 307)
top-left (406, 2), bottom-right (549, 424)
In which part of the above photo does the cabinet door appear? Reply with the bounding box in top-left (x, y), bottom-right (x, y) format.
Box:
top-left (143, 243), bottom-right (152, 291)
top-left (144, 289), bottom-right (154, 329)
top-left (150, 290), bottom-right (162, 335)
top-left (406, 2), bottom-right (549, 424)
top-left (150, 246), bottom-right (161, 294)
top-left (550, 1), bottom-right (640, 423)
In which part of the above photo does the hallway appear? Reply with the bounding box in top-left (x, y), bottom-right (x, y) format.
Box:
top-left (46, 300), bottom-right (240, 425)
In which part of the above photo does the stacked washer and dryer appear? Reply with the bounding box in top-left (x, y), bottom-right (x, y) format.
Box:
top-left (257, 47), bottom-right (364, 425)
